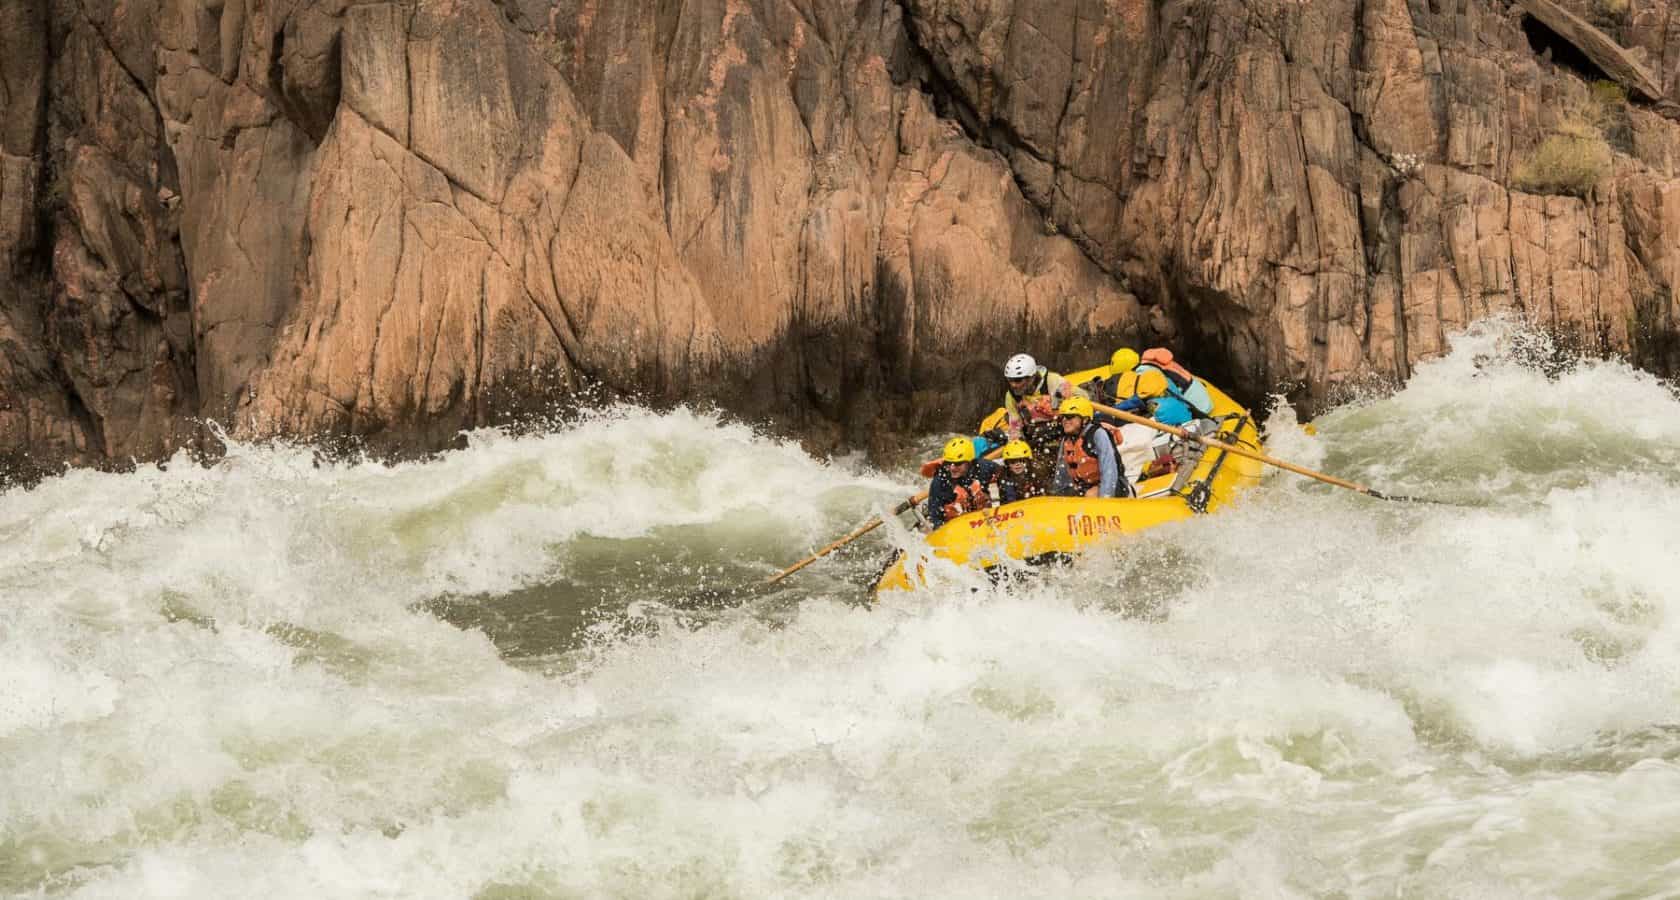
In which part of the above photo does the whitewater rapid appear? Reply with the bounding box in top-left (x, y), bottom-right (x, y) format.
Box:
top-left (4, 323), bottom-right (1679, 898)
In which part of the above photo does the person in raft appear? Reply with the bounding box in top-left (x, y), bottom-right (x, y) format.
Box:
top-left (1052, 397), bottom-right (1130, 498)
top-left (1086, 346), bottom-right (1214, 419)
top-left (996, 440), bottom-right (1046, 503)
top-left (1083, 347), bottom-right (1143, 405)
top-left (924, 436), bottom-right (1003, 530)
top-left (1100, 366), bottom-right (1215, 487)
top-left (1138, 347), bottom-right (1214, 416)
top-left (1119, 369), bottom-right (1197, 427)
top-left (1000, 352), bottom-right (1085, 443)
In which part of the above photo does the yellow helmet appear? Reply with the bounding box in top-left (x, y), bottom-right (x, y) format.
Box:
top-left (1109, 347), bottom-right (1140, 375)
top-left (1000, 440), bottom-right (1033, 461)
top-left (1057, 396), bottom-right (1094, 419)
top-left (941, 437), bottom-right (976, 463)
top-left (1136, 369), bottom-right (1170, 399)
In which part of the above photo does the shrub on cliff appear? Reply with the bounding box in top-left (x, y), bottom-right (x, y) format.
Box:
top-left (1513, 117), bottom-right (1611, 198)
top-left (1589, 80), bottom-right (1628, 107)
top-left (1589, 79), bottom-right (1634, 152)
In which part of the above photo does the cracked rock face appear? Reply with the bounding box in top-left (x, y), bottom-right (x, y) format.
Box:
top-left (2, 0), bottom-right (1678, 478)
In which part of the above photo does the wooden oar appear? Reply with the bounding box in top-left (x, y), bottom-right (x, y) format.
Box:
top-left (1089, 401), bottom-right (1450, 504)
top-left (767, 446), bottom-right (1006, 585)
top-left (764, 493), bottom-right (927, 585)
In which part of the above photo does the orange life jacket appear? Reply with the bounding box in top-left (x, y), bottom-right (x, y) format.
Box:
top-left (1001, 472), bottom-right (1045, 501)
top-left (1141, 348), bottom-right (1195, 385)
top-left (1002, 370), bottom-right (1074, 429)
top-left (1060, 423), bottom-right (1124, 491)
top-left (941, 471), bottom-right (994, 520)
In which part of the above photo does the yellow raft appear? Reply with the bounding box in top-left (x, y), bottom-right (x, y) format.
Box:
top-left (873, 369), bottom-right (1265, 595)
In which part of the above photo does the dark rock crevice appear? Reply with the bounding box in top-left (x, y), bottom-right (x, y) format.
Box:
top-left (1521, 13), bottom-right (1610, 84)
top-left (70, 0), bottom-right (155, 115)
top-left (1516, 0), bottom-right (1674, 114)
top-left (10, 0), bottom-right (52, 274)
top-left (891, 0), bottom-right (1129, 283)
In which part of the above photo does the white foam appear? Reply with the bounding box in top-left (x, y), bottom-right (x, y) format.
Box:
top-left (4, 328), bottom-right (1680, 896)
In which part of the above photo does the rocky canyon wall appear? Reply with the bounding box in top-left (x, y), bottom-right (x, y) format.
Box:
top-left (2, 0), bottom-right (1678, 479)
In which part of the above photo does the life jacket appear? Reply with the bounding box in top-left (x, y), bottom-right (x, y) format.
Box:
top-left (1140, 350), bottom-right (1214, 417)
top-left (1060, 422), bottom-right (1125, 492)
top-left (1141, 348), bottom-right (1195, 385)
top-left (940, 466), bottom-right (995, 520)
top-left (1136, 363), bottom-right (1212, 419)
top-left (1137, 361), bottom-right (1192, 392)
top-left (999, 470), bottom-right (1044, 502)
top-left (1002, 368), bottom-right (1073, 429)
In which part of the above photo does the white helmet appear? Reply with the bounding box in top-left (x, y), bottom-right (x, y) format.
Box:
top-left (1003, 353), bottom-right (1038, 379)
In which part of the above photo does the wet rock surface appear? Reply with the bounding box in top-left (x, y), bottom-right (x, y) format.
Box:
top-left (2, 0), bottom-right (1678, 479)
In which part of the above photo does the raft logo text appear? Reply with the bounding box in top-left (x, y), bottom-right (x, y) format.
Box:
top-left (1067, 514), bottom-right (1125, 536)
top-left (970, 509), bottom-right (1026, 528)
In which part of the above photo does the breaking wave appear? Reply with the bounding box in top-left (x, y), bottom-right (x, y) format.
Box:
top-left (3, 321), bottom-right (1678, 897)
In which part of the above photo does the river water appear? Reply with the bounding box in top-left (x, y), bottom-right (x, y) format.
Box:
top-left (4, 323), bottom-right (1679, 898)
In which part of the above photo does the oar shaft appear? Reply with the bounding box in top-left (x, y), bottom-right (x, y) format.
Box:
top-left (767, 444), bottom-right (1009, 586)
top-left (1089, 401), bottom-right (1379, 497)
top-left (765, 492), bottom-right (928, 585)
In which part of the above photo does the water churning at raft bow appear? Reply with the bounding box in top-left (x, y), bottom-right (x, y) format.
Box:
top-left (4, 321), bottom-right (1680, 898)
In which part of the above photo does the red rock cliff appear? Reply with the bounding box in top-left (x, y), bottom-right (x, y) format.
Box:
top-left (2, 0), bottom-right (1678, 477)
